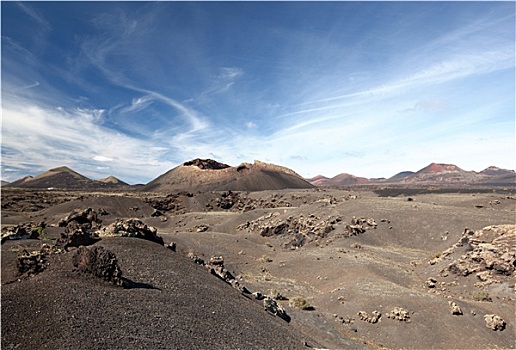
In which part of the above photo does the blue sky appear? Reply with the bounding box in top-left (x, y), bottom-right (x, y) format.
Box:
top-left (2, 1), bottom-right (515, 184)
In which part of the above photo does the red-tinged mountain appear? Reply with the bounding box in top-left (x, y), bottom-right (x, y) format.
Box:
top-left (331, 173), bottom-right (370, 186)
top-left (402, 163), bottom-right (480, 183)
top-left (306, 175), bottom-right (330, 186)
top-left (307, 173), bottom-right (370, 187)
top-left (141, 158), bottom-right (314, 192)
top-left (306, 175), bottom-right (329, 183)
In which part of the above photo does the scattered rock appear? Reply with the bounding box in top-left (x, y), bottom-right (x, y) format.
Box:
top-left (357, 310), bottom-right (381, 323)
top-left (448, 301), bottom-right (463, 315)
top-left (15, 243), bottom-right (64, 276)
top-left (144, 192), bottom-right (192, 213)
top-left (386, 307), bottom-right (410, 322)
top-left (58, 227), bottom-right (97, 250)
top-left (151, 209), bottom-right (164, 217)
top-left (194, 224), bottom-right (209, 232)
top-left (426, 277), bottom-right (437, 288)
top-left (445, 225), bottom-right (515, 283)
top-left (16, 248), bottom-right (47, 275)
top-left (57, 208), bottom-right (103, 249)
top-left (209, 256), bottom-right (224, 266)
top-left (72, 246), bottom-right (123, 286)
top-left (58, 208), bottom-right (102, 230)
top-left (97, 218), bottom-right (164, 245)
top-left (1, 221), bottom-right (44, 243)
top-left (187, 252), bottom-right (205, 265)
top-left (185, 255), bottom-right (252, 296)
top-left (212, 192), bottom-right (292, 213)
top-left (253, 292), bottom-right (265, 300)
top-left (217, 191), bottom-right (237, 210)
top-left (238, 212), bottom-right (377, 249)
top-left (484, 314), bottom-right (506, 331)
top-left (264, 297), bottom-right (290, 322)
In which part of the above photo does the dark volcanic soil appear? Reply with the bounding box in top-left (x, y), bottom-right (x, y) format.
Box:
top-left (2, 186), bottom-right (515, 349)
top-left (2, 238), bottom-right (319, 350)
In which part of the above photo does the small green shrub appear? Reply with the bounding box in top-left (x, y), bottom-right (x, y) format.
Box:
top-left (32, 226), bottom-right (44, 236)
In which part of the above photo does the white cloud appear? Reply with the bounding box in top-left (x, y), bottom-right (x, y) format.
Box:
top-left (120, 95), bottom-right (153, 113)
top-left (218, 67), bottom-right (244, 81)
top-left (1, 96), bottom-right (175, 183)
top-left (93, 155), bottom-right (114, 162)
top-left (245, 121), bottom-right (257, 129)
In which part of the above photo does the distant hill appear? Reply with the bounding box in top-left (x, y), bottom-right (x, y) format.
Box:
top-left (6, 167), bottom-right (130, 190)
top-left (306, 175), bottom-right (329, 185)
top-left (310, 163), bottom-right (515, 187)
top-left (401, 163), bottom-right (478, 183)
top-left (479, 166), bottom-right (515, 177)
top-left (387, 171), bottom-right (415, 182)
top-left (142, 158), bottom-right (314, 192)
top-left (307, 173), bottom-right (370, 187)
top-left (478, 167), bottom-right (515, 185)
top-left (98, 176), bottom-right (129, 186)
top-left (8, 166), bottom-right (93, 189)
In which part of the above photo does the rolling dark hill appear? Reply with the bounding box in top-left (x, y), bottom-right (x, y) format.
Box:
top-left (1, 237), bottom-right (315, 349)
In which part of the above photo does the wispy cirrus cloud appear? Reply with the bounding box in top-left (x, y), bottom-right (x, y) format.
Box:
top-left (1, 95), bottom-right (174, 183)
top-left (16, 2), bottom-right (51, 30)
top-left (2, 2), bottom-right (513, 183)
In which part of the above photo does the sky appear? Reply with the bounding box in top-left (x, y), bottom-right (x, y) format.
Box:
top-left (1, 1), bottom-right (515, 184)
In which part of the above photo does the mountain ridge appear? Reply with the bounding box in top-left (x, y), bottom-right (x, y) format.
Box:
top-left (6, 161), bottom-right (515, 189)
top-left (6, 166), bottom-right (130, 190)
top-left (306, 163), bottom-right (515, 187)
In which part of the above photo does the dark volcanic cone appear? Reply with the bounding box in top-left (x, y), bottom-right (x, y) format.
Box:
top-left (142, 159), bottom-right (313, 192)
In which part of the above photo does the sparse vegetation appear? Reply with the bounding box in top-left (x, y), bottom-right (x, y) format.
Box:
top-left (289, 297), bottom-right (314, 310)
top-left (473, 290), bottom-right (492, 302)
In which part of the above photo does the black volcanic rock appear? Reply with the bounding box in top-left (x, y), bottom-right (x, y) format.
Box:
top-left (183, 158), bottom-right (230, 170)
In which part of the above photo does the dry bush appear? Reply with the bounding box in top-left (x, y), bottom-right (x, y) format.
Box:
top-left (289, 296), bottom-right (314, 310)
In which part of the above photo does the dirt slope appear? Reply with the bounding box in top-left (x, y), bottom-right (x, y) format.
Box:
top-left (1, 237), bottom-right (318, 350)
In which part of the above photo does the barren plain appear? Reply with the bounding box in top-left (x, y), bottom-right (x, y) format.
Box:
top-left (2, 185), bottom-right (515, 349)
